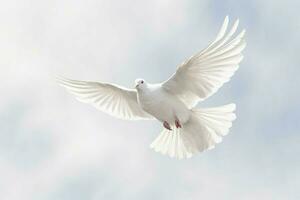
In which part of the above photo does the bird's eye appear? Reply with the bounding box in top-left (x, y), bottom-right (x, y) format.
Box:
top-left (141, 80), bottom-right (144, 84)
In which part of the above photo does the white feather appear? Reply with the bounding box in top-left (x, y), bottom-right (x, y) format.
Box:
top-left (150, 104), bottom-right (236, 159)
top-left (57, 16), bottom-right (246, 159)
top-left (57, 76), bottom-right (153, 120)
top-left (162, 17), bottom-right (246, 108)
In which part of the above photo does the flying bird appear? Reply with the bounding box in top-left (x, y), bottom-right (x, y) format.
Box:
top-left (57, 16), bottom-right (246, 159)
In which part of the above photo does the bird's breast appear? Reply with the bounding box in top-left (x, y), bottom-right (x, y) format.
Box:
top-left (137, 89), bottom-right (190, 124)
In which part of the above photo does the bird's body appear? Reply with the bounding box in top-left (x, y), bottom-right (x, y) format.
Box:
top-left (136, 83), bottom-right (190, 125)
top-left (58, 16), bottom-right (246, 159)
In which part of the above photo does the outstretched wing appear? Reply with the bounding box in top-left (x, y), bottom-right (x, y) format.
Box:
top-left (57, 77), bottom-right (153, 120)
top-left (162, 16), bottom-right (246, 108)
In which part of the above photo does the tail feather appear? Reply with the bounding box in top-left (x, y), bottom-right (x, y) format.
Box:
top-left (150, 103), bottom-right (236, 159)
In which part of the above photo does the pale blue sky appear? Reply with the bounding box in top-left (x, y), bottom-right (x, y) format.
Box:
top-left (0, 0), bottom-right (299, 199)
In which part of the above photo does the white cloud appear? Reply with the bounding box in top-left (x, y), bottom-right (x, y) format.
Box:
top-left (0, 0), bottom-right (299, 199)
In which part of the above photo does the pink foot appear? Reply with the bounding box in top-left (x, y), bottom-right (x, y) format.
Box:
top-left (175, 119), bottom-right (182, 128)
top-left (163, 121), bottom-right (172, 131)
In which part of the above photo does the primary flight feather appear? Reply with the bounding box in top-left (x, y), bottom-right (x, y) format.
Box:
top-left (58, 16), bottom-right (246, 159)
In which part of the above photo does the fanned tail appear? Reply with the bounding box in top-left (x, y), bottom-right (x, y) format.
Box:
top-left (150, 104), bottom-right (236, 159)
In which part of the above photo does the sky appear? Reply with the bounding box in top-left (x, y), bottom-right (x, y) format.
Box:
top-left (0, 0), bottom-right (299, 199)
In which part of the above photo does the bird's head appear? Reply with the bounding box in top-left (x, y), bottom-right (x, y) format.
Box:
top-left (135, 79), bottom-right (147, 90)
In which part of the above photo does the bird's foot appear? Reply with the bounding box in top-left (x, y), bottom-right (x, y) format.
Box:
top-left (163, 121), bottom-right (172, 131)
top-left (175, 119), bottom-right (182, 128)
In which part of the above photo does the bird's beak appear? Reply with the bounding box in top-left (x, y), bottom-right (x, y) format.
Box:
top-left (135, 84), bottom-right (138, 88)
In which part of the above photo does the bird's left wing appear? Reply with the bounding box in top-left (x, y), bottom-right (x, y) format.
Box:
top-left (57, 77), bottom-right (153, 120)
top-left (162, 16), bottom-right (246, 108)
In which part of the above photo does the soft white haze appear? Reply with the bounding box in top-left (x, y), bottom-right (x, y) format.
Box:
top-left (0, 0), bottom-right (299, 199)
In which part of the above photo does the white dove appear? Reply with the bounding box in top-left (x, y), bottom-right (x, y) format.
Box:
top-left (58, 16), bottom-right (246, 159)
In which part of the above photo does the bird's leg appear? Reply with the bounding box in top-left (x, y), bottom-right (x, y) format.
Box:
top-left (163, 121), bottom-right (172, 131)
top-left (175, 118), bottom-right (182, 128)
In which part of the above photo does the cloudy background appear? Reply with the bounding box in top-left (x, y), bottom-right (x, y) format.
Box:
top-left (0, 0), bottom-right (299, 199)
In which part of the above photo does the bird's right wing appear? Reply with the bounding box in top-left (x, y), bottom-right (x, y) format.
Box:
top-left (57, 77), bottom-right (153, 120)
top-left (162, 16), bottom-right (246, 108)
